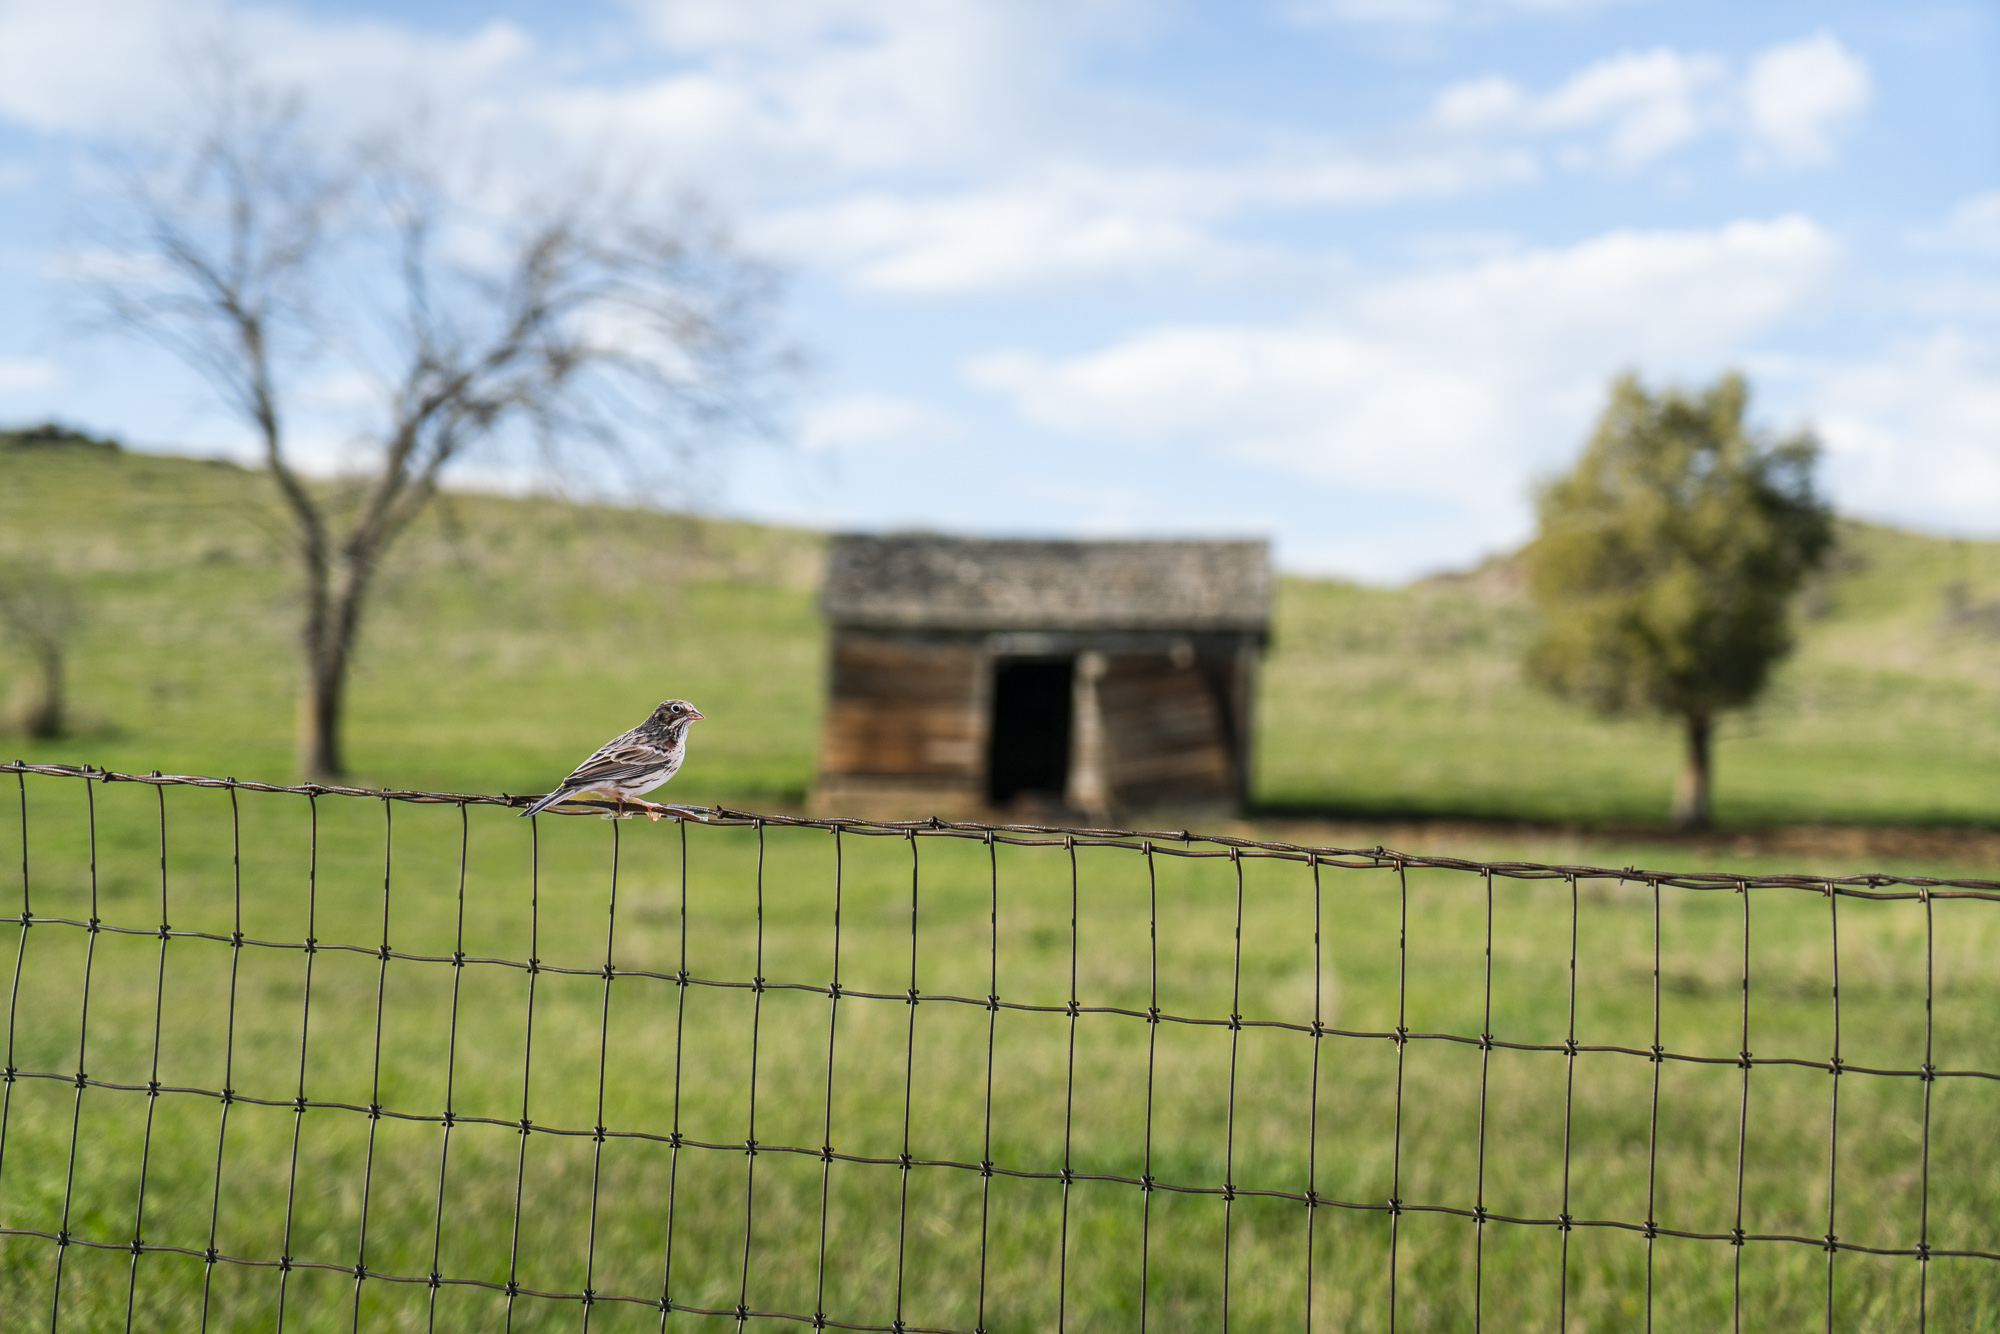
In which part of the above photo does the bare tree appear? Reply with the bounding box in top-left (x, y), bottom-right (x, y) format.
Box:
top-left (91, 79), bottom-right (788, 778)
top-left (0, 561), bottom-right (84, 740)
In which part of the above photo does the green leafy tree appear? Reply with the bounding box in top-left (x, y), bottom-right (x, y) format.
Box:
top-left (1525, 371), bottom-right (1833, 829)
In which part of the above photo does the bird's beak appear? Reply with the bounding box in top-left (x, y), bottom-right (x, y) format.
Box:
top-left (686, 706), bottom-right (706, 721)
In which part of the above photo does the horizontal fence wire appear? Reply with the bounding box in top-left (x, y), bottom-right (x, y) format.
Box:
top-left (1, 760), bottom-right (1997, 1332)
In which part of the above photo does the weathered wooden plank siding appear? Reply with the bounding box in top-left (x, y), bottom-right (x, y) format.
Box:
top-left (1096, 655), bottom-right (1235, 809)
top-left (819, 637), bottom-right (986, 778)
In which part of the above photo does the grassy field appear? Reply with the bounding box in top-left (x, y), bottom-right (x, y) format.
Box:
top-left (0, 441), bottom-right (1997, 1329)
top-left (4, 442), bottom-right (2000, 831)
top-left (1, 775), bottom-right (1995, 1330)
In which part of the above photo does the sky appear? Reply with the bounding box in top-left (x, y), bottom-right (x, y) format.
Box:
top-left (0, 0), bottom-right (1994, 579)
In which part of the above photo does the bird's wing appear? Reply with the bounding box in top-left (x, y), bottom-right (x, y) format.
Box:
top-left (556, 735), bottom-right (674, 791)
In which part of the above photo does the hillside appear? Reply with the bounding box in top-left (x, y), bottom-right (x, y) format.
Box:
top-left (3, 438), bottom-right (1999, 829)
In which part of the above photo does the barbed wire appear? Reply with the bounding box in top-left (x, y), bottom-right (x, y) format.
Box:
top-left (1, 760), bottom-right (1996, 1331)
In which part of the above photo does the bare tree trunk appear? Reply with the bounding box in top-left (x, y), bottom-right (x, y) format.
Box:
top-left (26, 641), bottom-right (65, 740)
top-left (1673, 710), bottom-right (1712, 830)
top-left (300, 654), bottom-right (345, 779)
top-left (297, 546), bottom-right (376, 781)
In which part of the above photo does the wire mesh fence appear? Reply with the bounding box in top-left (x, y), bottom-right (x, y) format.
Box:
top-left (1, 759), bottom-right (1996, 1331)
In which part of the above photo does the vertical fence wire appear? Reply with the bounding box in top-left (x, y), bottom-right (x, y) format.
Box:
top-left (424, 803), bottom-right (470, 1332)
top-left (1387, 857), bottom-right (1409, 1334)
top-left (1473, 868), bottom-right (1494, 1332)
top-left (504, 816), bottom-right (541, 1333)
top-left (1221, 847), bottom-right (1245, 1333)
top-left (197, 785), bottom-right (244, 1332)
top-left (1557, 873), bottom-right (1579, 1332)
top-left (275, 795), bottom-right (320, 1331)
top-left (734, 821), bottom-right (766, 1330)
top-left (974, 830), bottom-right (996, 1334)
top-left (658, 817), bottom-right (689, 1324)
top-left (1822, 880), bottom-right (1842, 1333)
top-left (817, 826), bottom-right (847, 1331)
top-left (348, 799), bottom-right (396, 1330)
top-left (892, 831), bottom-right (918, 1334)
top-left (585, 821), bottom-right (626, 1330)
top-left (121, 782), bottom-right (171, 1331)
top-left (1139, 842), bottom-right (1159, 1334)
top-left (0, 770), bottom-right (27, 1232)
top-left (1058, 835), bottom-right (1079, 1334)
top-left (1916, 884), bottom-right (1934, 1332)
top-left (48, 775), bottom-right (102, 1331)
top-left (1731, 880), bottom-right (1752, 1333)
top-left (1305, 854), bottom-right (1324, 1334)
top-left (1644, 876), bottom-right (1662, 1333)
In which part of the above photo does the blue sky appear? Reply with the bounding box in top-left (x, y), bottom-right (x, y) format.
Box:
top-left (0, 0), bottom-right (1994, 578)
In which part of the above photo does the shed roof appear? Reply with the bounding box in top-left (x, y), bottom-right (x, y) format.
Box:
top-left (822, 534), bottom-right (1270, 633)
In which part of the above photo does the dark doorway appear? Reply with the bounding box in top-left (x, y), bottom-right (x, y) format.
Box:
top-left (988, 657), bottom-right (1074, 805)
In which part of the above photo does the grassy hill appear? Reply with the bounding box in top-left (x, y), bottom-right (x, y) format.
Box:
top-left (4, 437), bottom-right (2000, 831)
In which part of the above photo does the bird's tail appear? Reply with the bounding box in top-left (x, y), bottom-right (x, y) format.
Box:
top-left (517, 787), bottom-right (573, 819)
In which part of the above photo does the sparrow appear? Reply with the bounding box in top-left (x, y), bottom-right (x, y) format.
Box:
top-left (518, 699), bottom-right (706, 821)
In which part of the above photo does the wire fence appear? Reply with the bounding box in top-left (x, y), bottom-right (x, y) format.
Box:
top-left (1, 759), bottom-right (1997, 1331)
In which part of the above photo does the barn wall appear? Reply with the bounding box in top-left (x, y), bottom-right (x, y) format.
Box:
top-left (813, 633), bottom-right (989, 818)
top-left (1079, 652), bottom-right (1237, 815)
top-left (815, 629), bottom-right (1261, 822)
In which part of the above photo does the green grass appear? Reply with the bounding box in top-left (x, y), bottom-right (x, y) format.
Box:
top-left (0, 443), bottom-right (1997, 1329)
top-left (1259, 528), bottom-right (2000, 829)
top-left (1, 776), bottom-right (1995, 1330)
top-left (6, 445), bottom-right (2000, 829)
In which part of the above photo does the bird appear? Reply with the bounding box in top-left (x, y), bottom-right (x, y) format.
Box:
top-left (518, 699), bottom-right (706, 821)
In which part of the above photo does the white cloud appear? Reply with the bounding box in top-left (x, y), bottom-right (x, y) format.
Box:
top-left (1431, 35), bottom-right (1869, 175)
top-left (1528, 48), bottom-right (1724, 168)
top-left (759, 146), bottom-right (1538, 292)
top-left (1811, 330), bottom-right (2000, 532)
top-left (0, 0), bottom-right (532, 138)
top-left (0, 356), bottom-right (61, 394)
top-left (1742, 32), bottom-right (1872, 168)
top-left (759, 182), bottom-right (1233, 293)
top-left (968, 216), bottom-right (1840, 559)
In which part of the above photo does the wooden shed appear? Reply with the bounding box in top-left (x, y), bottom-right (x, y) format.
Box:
top-left (812, 535), bottom-right (1271, 822)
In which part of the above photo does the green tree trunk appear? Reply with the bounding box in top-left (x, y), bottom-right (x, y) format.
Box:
top-left (1673, 711), bottom-right (1712, 830)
